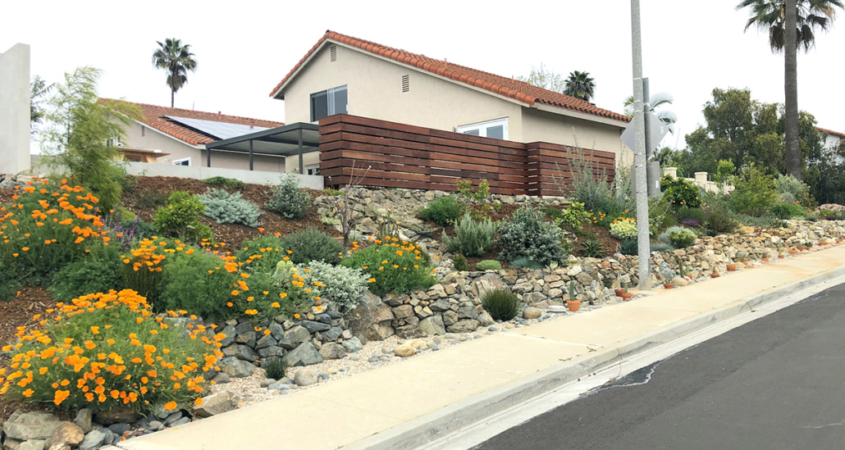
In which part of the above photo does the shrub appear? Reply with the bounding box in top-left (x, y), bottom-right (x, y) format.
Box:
top-left (0, 290), bottom-right (222, 412)
top-left (323, 188), bottom-right (344, 196)
top-left (648, 195), bottom-right (676, 236)
top-left (728, 166), bottom-right (776, 217)
top-left (417, 195), bottom-right (464, 226)
top-left (559, 202), bottom-right (592, 232)
top-left (621, 238), bottom-right (638, 255)
top-left (542, 207), bottom-right (564, 221)
top-left (476, 260), bottom-right (502, 271)
top-left (497, 207), bottom-right (569, 266)
top-left (237, 236), bottom-right (287, 274)
top-left (659, 226), bottom-right (696, 249)
top-left (650, 242), bottom-right (676, 253)
top-left (262, 357), bottom-right (288, 381)
top-left (301, 261), bottom-right (370, 312)
top-left (703, 203), bottom-right (739, 233)
top-left (49, 248), bottom-right (124, 302)
top-left (197, 188), bottom-right (262, 228)
top-left (579, 240), bottom-right (604, 258)
top-left (153, 191), bottom-right (212, 243)
top-left (509, 258), bottom-right (544, 270)
top-left (774, 174), bottom-right (813, 206)
top-left (203, 176), bottom-right (246, 190)
top-left (157, 249), bottom-right (239, 320)
top-left (661, 175), bottom-right (702, 208)
top-left (266, 173), bottom-right (311, 220)
top-left (771, 203), bottom-right (806, 219)
top-left (675, 206), bottom-right (706, 225)
top-left (481, 289), bottom-right (519, 321)
top-left (452, 254), bottom-right (468, 271)
top-left (342, 239), bottom-right (436, 296)
top-left (442, 212), bottom-right (496, 257)
top-left (280, 228), bottom-right (343, 265)
top-left (610, 218), bottom-right (638, 240)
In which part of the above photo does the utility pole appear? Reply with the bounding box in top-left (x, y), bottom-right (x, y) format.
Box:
top-left (630, 0), bottom-right (651, 290)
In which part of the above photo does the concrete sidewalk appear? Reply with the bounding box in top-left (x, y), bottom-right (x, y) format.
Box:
top-left (120, 246), bottom-right (845, 450)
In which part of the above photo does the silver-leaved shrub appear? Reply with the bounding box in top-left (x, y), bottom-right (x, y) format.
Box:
top-left (197, 188), bottom-right (262, 227)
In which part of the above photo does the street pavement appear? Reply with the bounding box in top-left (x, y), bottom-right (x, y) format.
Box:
top-left (474, 281), bottom-right (845, 450)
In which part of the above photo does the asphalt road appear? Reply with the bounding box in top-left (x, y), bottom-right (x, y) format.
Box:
top-left (473, 282), bottom-right (845, 450)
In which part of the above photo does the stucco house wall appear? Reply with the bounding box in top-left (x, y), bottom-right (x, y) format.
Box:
top-left (0, 43), bottom-right (31, 174)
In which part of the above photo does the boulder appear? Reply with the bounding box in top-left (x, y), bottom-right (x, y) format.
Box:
top-left (293, 369), bottom-right (319, 387)
top-left (220, 357), bottom-right (258, 378)
top-left (391, 305), bottom-right (414, 319)
top-left (79, 430), bottom-right (106, 450)
top-left (319, 342), bottom-right (347, 360)
top-left (457, 304), bottom-right (478, 320)
top-left (72, 409), bottom-right (92, 434)
top-left (442, 310), bottom-right (459, 326)
top-left (477, 311), bottom-right (495, 326)
top-left (347, 290), bottom-right (395, 339)
top-left (19, 440), bottom-right (45, 450)
top-left (193, 391), bottom-right (240, 418)
top-left (341, 337), bottom-right (363, 353)
top-left (323, 326), bottom-right (343, 342)
top-left (522, 307), bottom-right (542, 320)
top-left (417, 315), bottom-right (446, 336)
top-left (429, 299), bottom-right (452, 312)
top-left (300, 320), bottom-right (331, 333)
top-left (255, 334), bottom-right (277, 350)
top-left (278, 326), bottom-right (311, 350)
top-left (394, 345), bottom-right (415, 357)
top-left (671, 277), bottom-right (690, 287)
top-left (218, 325), bottom-right (236, 347)
top-left (286, 342), bottom-right (323, 367)
top-left (446, 319), bottom-right (479, 334)
top-left (394, 325), bottom-right (426, 339)
top-left (45, 422), bottom-right (84, 450)
top-left (211, 372), bottom-right (232, 384)
top-left (257, 345), bottom-right (285, 358)
top-left (3, 412), bottom-right (62, 441)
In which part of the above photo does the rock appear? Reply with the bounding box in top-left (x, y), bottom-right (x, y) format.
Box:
top-left (671, 277), bottom-right (690, 287)
top-left (391, 305), bottom-right (414, 319)
top-left (347, 291), bottom-right (395, 339)
top-left (268, 321), bottom-right (286, 340)
top-left (234, 321), bottom-right (255, 336)
top-left (457, 304), bottom-right (478, 320)
top-left (45, 422), bottom-right (83, 450)
top-left (193, 391), bottom-right (240, 418)
top-left (4, 412), bottom-right (62, 441)
top-left (447, 319), bottom-right (479, 333)
top-left (394, 345), bottom-right (416, 357)
top-left (319, 342), bottom-right (347, 360)
top-left (163, 412), bottom-right (182, 426)
top-left (286, 342), bottom-right (323, 367)
top-left (234, 331), bottom-right (256, 347)
top-left (18, 440), bottom-right (45, 450)
top-left (94, 407), bottom-right (141, 427)
top-left (234, 344), bottom-right (260, 362)
top-left (73, 410), bottom-right (92, 434)
top-left (323, 326), bottom-right (343, 342)
top-left (278, 326), bottom-right (312, 350)
top-left (341, 329), bottom-right (353, 339)
top-left (148, 421), bottom-right (163, 431)
top-left (567, 265), bottom-right (583, 276)
top-left (107, 423), bottom-right (130, 436)
top-left (442, 310), bottom-right (459, 326)
top-left (477, 311), bottom-right (495, 326)
top-left (300, 320), bottom-right (331, 332)
top-left (341, 337), bottom-right (363, 353)
top-left (218, 325), bottom-right (236, 347)
top-left (221, 357), bottom-right (258, 378)
top-left (406, 339), bottom-right (428, 350)
top-left (429, 299), bottom-right (451, 312)
top-left (79, 430), bottom-right (106, 450)
top-left (294, 369), bottom-right (319, 387)
top-left (394, 325), bottom-right (426, 339)
top-left (255, 334), bottom-right (277, 350)
top-left (522, 307), bottom-right (542, 320)
top-left (212, 372), bottom-right (232, 384)
top-left (257, 345), bottom-right (285, 358)
top-left (417, 315), bottom-right (446, 336)
top-left (171, 417), bottom-right (190, 427)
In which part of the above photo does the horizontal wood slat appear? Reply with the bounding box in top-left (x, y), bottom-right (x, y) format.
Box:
top-left (318, 115), bottom-right (615, 197)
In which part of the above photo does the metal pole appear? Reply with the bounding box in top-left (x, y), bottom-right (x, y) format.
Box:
top-left (631, 0), bottom-right (651, 290)
top-left (643, 78), bottom-right (653, 159)
top-left (249, 140), bottom-right (254, 171)
top-left (298, 128), bottom-right (304, 174)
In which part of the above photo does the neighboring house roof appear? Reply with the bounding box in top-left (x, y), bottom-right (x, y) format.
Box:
top-left (269, 30), bottom-right (630, 124)
top-left (818, 127), bottom-right (845, 139)
top-left (103, 99), bottom-right (285, 146)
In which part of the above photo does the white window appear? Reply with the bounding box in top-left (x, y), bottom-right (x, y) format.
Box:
top-left (305, 164), bottom-right (321, 176)
top-left (457, 118), bottom-right (508, 140)
top-left (106, 137), bottom-right (122, 147)
top-left (310, 85), bottom-right (348, 122)
top-left (173, 158), bottom-right (191, 166)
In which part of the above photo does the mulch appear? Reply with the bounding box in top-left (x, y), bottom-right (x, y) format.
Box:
top-left (121, 176), bottom-right (340, 249)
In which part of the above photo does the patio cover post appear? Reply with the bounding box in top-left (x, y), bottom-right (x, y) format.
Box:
top-left (249, 140), bottom-right (254, 171)
top-left (206, 147), bottom-right (211, 167)
top-left (298, 128), bottom-right (304, 174)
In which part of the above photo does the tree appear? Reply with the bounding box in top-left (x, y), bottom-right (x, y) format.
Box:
top-left (41, 67), bottom-right (142, 210)
top-left (737, 0), bottom-right (843, 181)
top-left (564, 71), bottom-right (595, 101)
top-left (516, 63), bottom-right (566, 93)
top-left (152, 38), bottom-right (197, 108)
top-left (30, 75), bottom-right (53, 136)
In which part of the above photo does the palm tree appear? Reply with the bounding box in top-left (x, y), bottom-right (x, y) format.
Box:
top-left (737, 0), bottom-right (843, 180)
top-left (152, 38), bottom-right (197, 107)
top-left (563, 71), bottom-right (595, 102)
top-left (624, 92), bottom-right (678, 134)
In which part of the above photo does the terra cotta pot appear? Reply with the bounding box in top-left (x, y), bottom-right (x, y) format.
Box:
top-left (726, 264), bottom-right (737, 272)
top-left (711, 273), bottom-right (720, 278)
top-left (614, 289), bottom-right (625, 297)
top-left (620, 293), bottom-right (632, 301)
top-left (778, 254), bottom-right (785, 259)
top-left (663, 283), bottom-right (674, 289)
top-left (761, 258), bottom-right (769, 262)
top-left (567, 300), bottom-right (581, 312)
top-left (789, 250), bottom-right (798, 256)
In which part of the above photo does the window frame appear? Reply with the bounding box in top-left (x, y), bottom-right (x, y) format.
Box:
top-left (457, 117), bottom-right (509, 140)
top-left (172, 157), bottom-right (191, 167)
top-left (310, 85), bottom-right (348, 122)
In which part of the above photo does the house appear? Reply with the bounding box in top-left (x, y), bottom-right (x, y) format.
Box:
top-left (818, 127), bottom-right (844, 163)
top-left (268, 30), bottom-right (631, 171)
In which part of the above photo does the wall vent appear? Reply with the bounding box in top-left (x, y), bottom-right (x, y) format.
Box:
top-left (402, 74), bottom-right (410, 93)
top-left (330, 45), bottom-right (337, 62)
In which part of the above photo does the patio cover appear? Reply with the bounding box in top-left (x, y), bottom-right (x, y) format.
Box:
top-left (203, 122), bottom-right (320, 173)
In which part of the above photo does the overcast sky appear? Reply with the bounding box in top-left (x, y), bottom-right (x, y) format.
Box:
top-left (3, 0), bottom-right (843, 152)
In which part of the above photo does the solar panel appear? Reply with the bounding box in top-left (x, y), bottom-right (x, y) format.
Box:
top-left (165, 116), bottom-right (271, 140)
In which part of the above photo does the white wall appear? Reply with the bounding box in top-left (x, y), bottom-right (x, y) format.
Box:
top-left (0, 43), bottom-right (31, 174)
top-left (123, 162), bottom-right (323, 189)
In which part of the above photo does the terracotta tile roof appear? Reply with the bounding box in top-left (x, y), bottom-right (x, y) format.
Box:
top-left (269, 30), bottom-right (630, 124)
top-left (818, 127), bottom-right (845, 139)
top-left (102, 99), bottom-right (285, 146)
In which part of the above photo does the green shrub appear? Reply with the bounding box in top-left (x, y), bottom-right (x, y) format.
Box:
top-left (770, 203), bottom-right (806, 219)
top-left (442, 212), bottom-right (496, 257)
top-left (481, 289), bottom-right (519, 321)
top-left (280, 228), bottom-right (343, 265)
top-left (0, 290), bottom-right (221, 412)
top-left (266, 173), bottom-right (311, 220)
top-left (157, 248), bottom-right (238, 320)
top-left (578, 240), bottom-right (604, 258)
top-left (675, 206), bottom-right (706, 225)
top-left (301, 261), bottom-right (370, 312)
top-left (497, 207), bottom-right (569, 265)
top-left (704, 203), bottom-right (739, 233)
top-left (197, 188), bottom-right (262, 227)
top-left (49, 254), bottom-right (124, 302)
top-left (263, 357), bottom-right (288, 380)
top-left (243, 266), bottom-right (313, 320)
top-left (648, 195), bottom-right (676, 237)
top-left (237, 236), bottom-right (287, 274)
top-left (323, 188), bottom-right (344, 196)
top-left (659, 226), bottom-right (696, 249)
top-left (542, 207), bottom-right (564, 221)
top-left (153, 191), bottom-right (212, 242)
top-left (774, 174), bottom-right (813, 206)
top-left (661, 175), bottom-right (702, 208)
top-left (650, 242), bottom-right (675, 253)
top-left (417, 195), bottom-right (464, 226)
top-left (203, 176), bottom-right (246, 190)
top-left (342, 240), bottom-right (435, 296)
top-left (476, 260), bottom-right (502, 271)
top-left (559, 202), bottom-right (592, 232)
top-left (509, 258), bottom-right (544, 270)
top-left (621, 238), bottom-right (638, 255)
top-left (610, 219), bottom-right (638, 240)
top-left (452, 254), bottom-right (468, 271)
top-left (728, 166), bottom-right (776, 217)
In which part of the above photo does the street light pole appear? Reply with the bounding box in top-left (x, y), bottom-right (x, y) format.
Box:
top-left (630, 0), bottom-right (651, 290)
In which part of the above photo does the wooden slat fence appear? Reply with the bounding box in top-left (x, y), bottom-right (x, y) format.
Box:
top-left (319, 115), bottom-right (615, 197)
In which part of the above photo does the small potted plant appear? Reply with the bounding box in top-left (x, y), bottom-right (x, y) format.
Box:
top-left (620, 287), bottom-right (632, 301)
top-left (614, 284), bottom-right (625, 297)
top-left (797, 242), bottom-right (805, 251)
top-left (789, 247), bottom-right (799, 256)
top-left (567, 281), bottom-right (581, 312)
top-left (820, 238), bottom-right (828, 246)
top-left (663, 280), bottom-right (674, 289)
top-left (807, 241), bottom-right (814, 251)
top-left (761, 253), bottom-right (769, 262)
top-left (711, 266), bottom-right (720, 278)
top-left (778, 247), bottom-right (785, 259)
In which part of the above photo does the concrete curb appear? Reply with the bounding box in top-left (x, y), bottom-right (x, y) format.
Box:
top-left (342, 262), bottom-right (845, 450)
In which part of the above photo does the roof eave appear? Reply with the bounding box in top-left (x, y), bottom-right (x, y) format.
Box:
top-left (271, 40), bottom-right (331, 100)
top-left (532, 103), bottom-right (630, 129)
